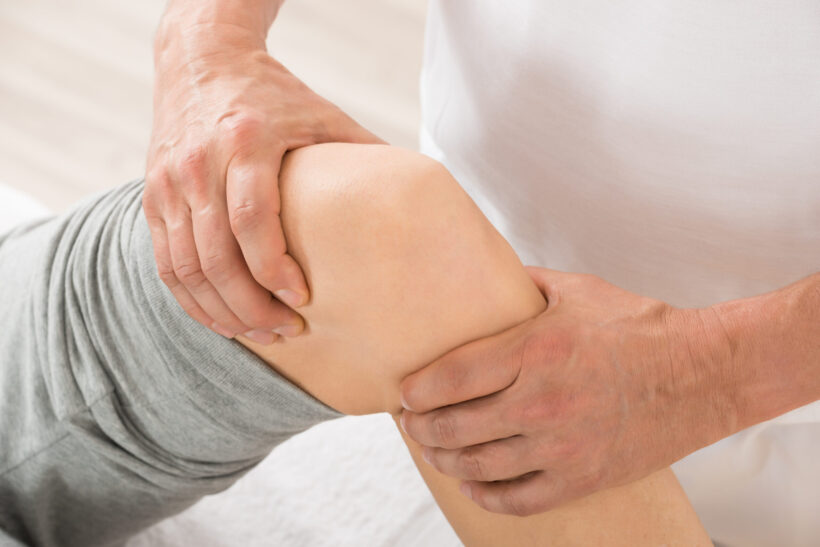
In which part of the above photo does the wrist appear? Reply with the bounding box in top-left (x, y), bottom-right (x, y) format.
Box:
top-left (155, 0), bottom-right (279, 66)
top-left (662, 306), bottom-right (741, 450)
top-left (160, 0), bottom-right (282, 40)
top-left (710, 275), bottom-right (820, 429)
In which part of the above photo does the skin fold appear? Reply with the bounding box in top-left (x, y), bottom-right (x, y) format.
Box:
top-left (237, 143), bottom-right (711, 546)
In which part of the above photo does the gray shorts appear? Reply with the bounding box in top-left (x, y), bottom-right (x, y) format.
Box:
top-left (0, 180), bottom-right (341, 546)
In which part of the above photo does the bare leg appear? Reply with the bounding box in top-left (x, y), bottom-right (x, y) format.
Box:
top-left (239, 143), bottom-right (711, 545)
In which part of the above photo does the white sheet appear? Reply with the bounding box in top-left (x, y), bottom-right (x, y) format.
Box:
top-left (128, 415), bottom-right (460, 547)
top-left (0, 184), bottom-right (461, 547)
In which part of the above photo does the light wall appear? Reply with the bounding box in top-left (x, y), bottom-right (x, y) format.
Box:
top-left (0, 0), bottom-right (427, 211)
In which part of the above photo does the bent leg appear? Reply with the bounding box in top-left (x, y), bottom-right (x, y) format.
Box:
top-left (239, 143), bottom-right (711, 545)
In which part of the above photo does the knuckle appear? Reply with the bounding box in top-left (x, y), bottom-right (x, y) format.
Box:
top-left (458, 448), bottom-right (487, 481)
top-left (220, 113), bottom-right (265, 149)
top-left (176, 166), bottom-right (211, 201)
top-left (142, 206), bottom-right (164, 230)
top-left (200, 252), bottom-right (238, 283)
top-left (501, 489), bottom-right (530, 517)
top-left (431, 412), bottom-right (457, 447)
top-left (174, 258), bottom-right (207, 288)
top-left (229, 200), bottom-right (265, 234)
top-left (179, 144), bottom-right (208, 171)
top-left (156, 260), bottom-right (178, 286)
top-left (144, 168), bottom-right (174, 203)
top-left (145, 164), bottom-right (168, 185)
top-left (176, 144), bottom-right (209, 180)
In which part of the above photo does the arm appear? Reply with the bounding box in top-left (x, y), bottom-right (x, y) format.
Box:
top-left (145, 0), bottom-right (380, 343)
top-left (711, 272), bottom-right (820, 429)
top-left (238, 143), bottom-right (711, 545)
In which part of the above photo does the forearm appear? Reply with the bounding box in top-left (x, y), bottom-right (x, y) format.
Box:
top-left (159, 0), bottom-right (284, 43)
top-left (153, 0), bottom-right (284, 77)
top-left (713, 272), bottom-right (820, 430)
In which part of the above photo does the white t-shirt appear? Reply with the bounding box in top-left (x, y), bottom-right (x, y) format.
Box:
top-left (419, 1), bottom-right (819, 545)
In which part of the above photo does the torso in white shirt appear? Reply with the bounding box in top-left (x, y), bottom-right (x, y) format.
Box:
top-left (419, 2), bottom-right (819, 545)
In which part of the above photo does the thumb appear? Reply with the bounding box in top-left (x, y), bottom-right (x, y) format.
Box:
top-left (400, 318), bottom-right (533, 413)
top-left (524, 266), bottom-right (569, 306)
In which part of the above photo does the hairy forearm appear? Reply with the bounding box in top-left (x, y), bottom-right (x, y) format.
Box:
top-left (714, 272), bottom-right (820, 430)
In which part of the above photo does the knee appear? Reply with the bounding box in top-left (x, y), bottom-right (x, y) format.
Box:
top-left (278, 144), bottom-right (484, 283)
top-left (273, 143), bottom-right (542, 415)
top-left (280, 144), bottom-right (467, 246)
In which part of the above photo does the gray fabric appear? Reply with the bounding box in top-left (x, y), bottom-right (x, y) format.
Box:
top-left (0, 179), bottom-right (343, 547)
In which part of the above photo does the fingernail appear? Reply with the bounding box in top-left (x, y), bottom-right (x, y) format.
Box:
top-left (422, 447), bottom-right (433, 465)
top-left (273, 323), bottom-right (303, 338)
top-left (400, 392), bottom-right (411, 411)
top-left (399, 413), bottom-right (408, 434)
top-left (244, 329), bottom-right (276, 345)
top-left (275, 289), bottom-right (306, 309)
top-left (211, 322), bottom-right (236, 339)
top-left (459, 482), bottom-right (473, 500)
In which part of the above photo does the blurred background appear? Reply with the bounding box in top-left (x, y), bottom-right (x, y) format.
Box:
top-left (0, 0), bottom-right (427, 211)
top-left (0, 3), bottom-right (465, 545)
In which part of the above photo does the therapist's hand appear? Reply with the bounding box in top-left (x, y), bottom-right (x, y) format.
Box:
top-left (145, 18), bottom-right (380, 345)
top-left (400, 267), bottom-right (739, 516)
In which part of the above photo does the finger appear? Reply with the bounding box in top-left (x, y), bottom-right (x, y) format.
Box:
top-left (145, 214), bottom-right (214, 329)
top-left (225, 151), bottom-right (309, 309)
top-left (400, 322), bottom-right (529, 413)
top-left (401, 392), bottom-right (519, 449)
top-left (190, 191), bottom-right (304, 336)
top-left (165, 205), bottom-right (250, 337)
top-left (423, 435), bottom-right (537, 482)
top-left (462, 471), bottom-right (562, 517)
